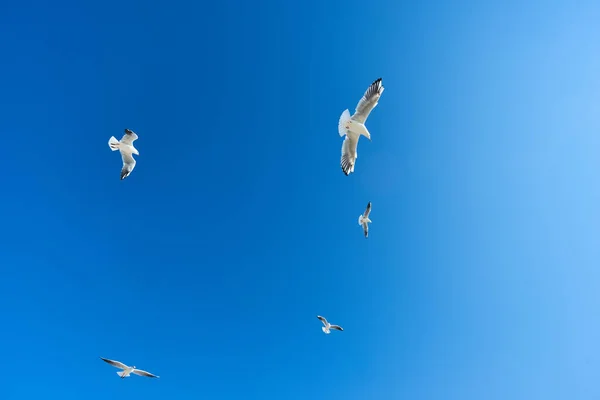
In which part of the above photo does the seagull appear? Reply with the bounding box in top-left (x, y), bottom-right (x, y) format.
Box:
top-left (358, 202), bottom-right (372, 238)
top-left (339, 78), bottom-right (384, 176)
top-left (108, 128), bottom-right (140, 180)
top-left (100, 357), bottom-right (159, 379)
top-left (317, 315), bottom-right (343, 334)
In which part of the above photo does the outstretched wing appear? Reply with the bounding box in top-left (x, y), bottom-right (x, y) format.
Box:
top-left (362, 222), bottom-right (369, 238)
top-left (341, 134), bottom-right (359, 176)
top-left (100, 357), bottom-right (128, 370)
top-left (330, 325), bottom-right (344, 331)
top-left (120, 151), bottom-right (137, 180)
top-left (363, 202), bottom-right (372, 218)
top-left (351, 78), bottom-right (384, 124)
top-left (120, 128), bottom-right (138, 145)
top-left (132, 368), bottom-right (159, 378)
top-left (317, 315), bottom-right (328, 326)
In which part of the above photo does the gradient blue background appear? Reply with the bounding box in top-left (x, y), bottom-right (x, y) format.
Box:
top-left (1, 0), bottom-right (600, 399)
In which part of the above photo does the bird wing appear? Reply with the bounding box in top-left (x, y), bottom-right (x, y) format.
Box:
top-left (351, 78), bottom-right (384, 124)
top-left (330, 325), bottom-right (344, 331)
top-left (317, 315), bottom-right (328, 326)
top-left (340, 133), bottom-right (359, 176)
top-left (132, 368), bottom-right (159, 378)
top-left (363, 202), bottom-right (372, 218)
top-left (362, 222), bottom-right (369, 238)
top-left (120, 129), bottom-right (138, 145)
top-left (120, 151), bottom-right (137, 180)
top-left (100, 357), bottom-right (128, 370)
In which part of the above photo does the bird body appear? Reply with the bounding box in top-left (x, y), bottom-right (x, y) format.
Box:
top-left (339, 114), bottom-right (371, 140)
top-left (117, 366), bottom-right (135, 378)
top-left (110, 140), bottom-right (139, 156)
top-left (358, 215), bottom-right (372, 225)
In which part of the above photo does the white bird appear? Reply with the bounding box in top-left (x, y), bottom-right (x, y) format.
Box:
top-left (100, 357), bottom-right (159, 379)
top-left (317, 315), bottom-right (343, 334)
top-left (358, 202), bottom-right (372, 238)
top-left (108, 128), bottom-right (140, 180)
top-left (339, 78), bottom-right (385, 176)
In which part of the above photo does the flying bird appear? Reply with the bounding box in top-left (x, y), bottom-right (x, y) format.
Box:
top-left (358, 202), bottom-right (372, 238)
top-left (317, 315), bottom-right (343, 334)
top-left (108, 128), bottom-right (140, 180)
top-left (339, 78), bottom-right (384, 176)
top-left (100, 357), bottom-right (159, 379)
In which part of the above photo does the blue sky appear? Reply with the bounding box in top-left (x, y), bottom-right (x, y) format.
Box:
top-left (1, 0), bottom-right (600, 399)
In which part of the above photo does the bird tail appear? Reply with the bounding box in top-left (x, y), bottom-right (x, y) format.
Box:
top-left (116, 371), bottom-right (128, 378)
top-left (338, 109), bottom-right (351, 137)
top-left (108, 136), bottom-right (120, 151)
top-left (358, 215), bottom-right (365, 225)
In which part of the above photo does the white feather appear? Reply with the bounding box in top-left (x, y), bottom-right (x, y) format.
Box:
top-left (108, 136), bottom-right (120, 151)
top-left (338, 109), bottom-right (351, 137)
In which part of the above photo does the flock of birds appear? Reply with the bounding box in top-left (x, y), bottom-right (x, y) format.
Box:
top-left (101, 77), bottom-right (385, 380)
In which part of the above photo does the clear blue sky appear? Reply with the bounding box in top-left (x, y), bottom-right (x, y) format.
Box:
top-left (1, 0), bottom-right (600, 399)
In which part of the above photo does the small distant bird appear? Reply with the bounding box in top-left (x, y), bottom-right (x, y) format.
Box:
top-left (339, 78), bottom-right (385, 176)
top-left (317, 315), bottom-right (343, 334)
top-left (358, 202), bottom-right (372, 238)
top-left (100, 357), bottom-right (159, 379)
top-left (108, 128), bottom-right (140, 180)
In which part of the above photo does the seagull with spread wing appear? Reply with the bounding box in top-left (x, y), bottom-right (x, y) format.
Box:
top-left (100, 357), bottom-right (159, 379)
top-left (338, 78), bottom-right (385, 176)
top-left (358, 202), bottom-right (372, 238)
top-left (108, 128), bottom-right (140, 180)
top-left (317, 315), bottom-right (344, 334)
